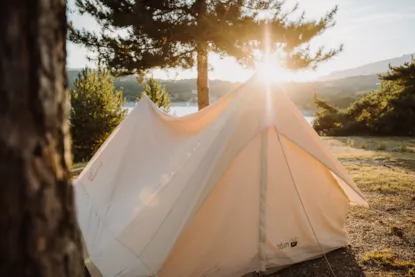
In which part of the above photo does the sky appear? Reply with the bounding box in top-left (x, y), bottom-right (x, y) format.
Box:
top-left (67, 0), bottom-right (415, 82)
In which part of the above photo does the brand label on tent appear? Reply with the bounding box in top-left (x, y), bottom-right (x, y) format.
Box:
top-left (276, 237), bottom-right (298, 250)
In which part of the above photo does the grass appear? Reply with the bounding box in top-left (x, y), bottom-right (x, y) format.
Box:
top-left (333, 136), bottom-right (415, 153)
top-left (326, 137), bottom-right (415, 277)
top-left (72, 162), bottom-right (87, 170)
top-left (361, 249), bottom-right (415, 276)
top-left (347, 138), bottom-right (355, 147)
top-left (401, 144), bottom-right (409, 152)
top-left (343, 159), bottom-right (414, 194)
top-left (377, 143), bottom-right (387, 151)
top-left (73, 137), bottom-right (415, 277)
top-left (71, 162), bottom-right (87, 179)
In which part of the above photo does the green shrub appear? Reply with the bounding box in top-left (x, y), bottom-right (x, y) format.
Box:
top-left (70, 66), bottom-right (126, 162)
top-left (137, 77), bottom-right (171, 113)
top-left (313, 59), bottom-right (415, 137)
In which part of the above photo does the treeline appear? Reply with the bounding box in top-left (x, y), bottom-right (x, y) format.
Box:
top-left (67, 69), bottom-right (380, 110)
top-left (313, 59), bottom-right (415, 136)
top-left (68, 70), bottom-right (240, 102)
top-left (285, 74), bottom-right (379, 111)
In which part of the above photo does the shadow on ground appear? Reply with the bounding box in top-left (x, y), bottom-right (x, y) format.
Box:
top-left (269, 247), bottom-right (365, 277)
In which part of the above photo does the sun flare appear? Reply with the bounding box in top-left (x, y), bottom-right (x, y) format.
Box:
top-left (257, 58), bottom-right (291, 83)
top-left (255, 53), bottom-right (317, 83)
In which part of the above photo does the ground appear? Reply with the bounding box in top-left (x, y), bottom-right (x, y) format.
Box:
top-left (72, 137), bottom-right (415, 277)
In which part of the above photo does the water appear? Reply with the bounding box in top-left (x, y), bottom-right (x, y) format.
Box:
top-left (124, 102), bottom-right (315, 125)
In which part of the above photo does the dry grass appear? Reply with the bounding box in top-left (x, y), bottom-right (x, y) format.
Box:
top-left (71, 162), bottom-right (87, 179)
top-left (327, 137), bottom-right (415, 277)
top-left (361, 249), bottom-right (415, 276)
top-left (333, 136), bottom-right (415, 153)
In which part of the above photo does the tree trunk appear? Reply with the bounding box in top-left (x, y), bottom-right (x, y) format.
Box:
top-left (196, 0), bottom-right (209, 110)
top-left (197, 46), bottom-right (210, 110)
top-left (0, 0), bottom-right (84, 277)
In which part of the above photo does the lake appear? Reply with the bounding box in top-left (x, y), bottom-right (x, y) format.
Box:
top-left (124, 102), bottom-right (315, 125)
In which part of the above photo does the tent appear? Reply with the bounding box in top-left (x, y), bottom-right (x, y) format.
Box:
top-left (74, 76), bottom-right (368, 277)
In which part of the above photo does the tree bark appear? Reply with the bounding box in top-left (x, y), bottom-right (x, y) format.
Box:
top-left (196, 0), bottom-right (209, 110)
top-left (0, 0), bottom-right (84, 277)
top-left (197, 45), bottom-right (210, 110)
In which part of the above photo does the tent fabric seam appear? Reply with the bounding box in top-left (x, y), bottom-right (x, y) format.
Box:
top-left (150, 91), bottom-right (268, 274)
top-left (139, 74), bottom-right (256, 127)
top-left (275, 128), bottom-right (337, 277)
top-left (77, 184), bottom-right (154, 276)
top-left (258, 130), bottom-right (268, 272)
top-left (155, 130), bottom-right (264, 275)
top-left (76, 125), bottom-right (124, 180)
top-left (137, 108), bottom-right (252, 272)
top-left (277, 132), bottom-right (367, 204)
top-left (103, 115), bottom-right (142, 217)
top-left (134, 116), bottom-right (235, 258)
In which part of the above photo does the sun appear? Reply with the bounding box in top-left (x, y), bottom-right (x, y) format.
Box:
top-left (257, 56), bottom-right (291, 83)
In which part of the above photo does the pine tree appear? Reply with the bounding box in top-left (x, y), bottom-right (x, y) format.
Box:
top-left (70, 66), bottom-right (127, 162)
top-left (312, 93), bottom-right (343, 136)
top-left (69, 0), bottom-right (342, 110)
top-left (375, 59), bottom-right (415, 136)
top-left (137, 78), bottom-right (171, 113)
top-left (0, 0), bottom-right (84, 276)
top-left (312, 59), bottom-right (415, 136)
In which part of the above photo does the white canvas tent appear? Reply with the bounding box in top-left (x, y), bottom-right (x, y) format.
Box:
top-left (74, 75), bottom-right (368, 277)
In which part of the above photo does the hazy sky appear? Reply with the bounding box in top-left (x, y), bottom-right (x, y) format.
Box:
top-left (67, 0), bottom-right (415, 81)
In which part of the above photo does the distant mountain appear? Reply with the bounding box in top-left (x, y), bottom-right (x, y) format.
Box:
top-left (320, 53), bottom-right (414, 81)
top-left (70, 53), bottom-right (415, 111)
top-left (283, 74), bottom-right (380, 111)
top-left (67, 69), bottom-right (241, 102)
top-left (67, 68), bottom-right (381, 111)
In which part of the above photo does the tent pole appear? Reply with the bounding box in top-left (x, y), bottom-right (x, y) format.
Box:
top-left (258, 129), bottom-right (268, 275)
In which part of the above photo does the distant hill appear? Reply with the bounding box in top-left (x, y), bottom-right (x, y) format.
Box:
top-left (283, 74), bottom-right (380, 111)
top-left (67, 69), bottom-right (241, 102)
top-left (69, 53), bottom-right (415, 111)
top-left (320, 53), bottom-right (414, 80)
top-left (67, 68), bottom-right (380, 112)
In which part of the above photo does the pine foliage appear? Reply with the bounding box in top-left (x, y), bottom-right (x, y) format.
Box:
top-left (69, 0), bottom-right (342, 107)
top-left (313, 59), bottom-right (415, 136)
top-left (69, 0), bottom-right (341, 73)
top-left (70, 67), bottom-right (126, 162)
top-left (137, 78), bottom-right (171, 113)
